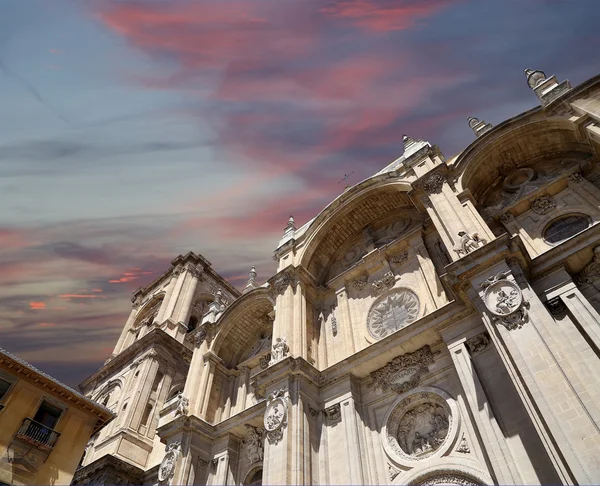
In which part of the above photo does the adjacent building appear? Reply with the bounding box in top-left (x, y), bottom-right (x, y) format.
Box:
top-left (0, 348), bottom-right (113, 485)
top-left (74, 68), bottom-right (600, 485)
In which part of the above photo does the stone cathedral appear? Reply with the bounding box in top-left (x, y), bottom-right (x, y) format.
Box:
top-left (73, 69), bottom-right (600, 486)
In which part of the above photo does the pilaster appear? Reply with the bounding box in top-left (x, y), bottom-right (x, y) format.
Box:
top-left (113, 307), bottom-right (139, 355)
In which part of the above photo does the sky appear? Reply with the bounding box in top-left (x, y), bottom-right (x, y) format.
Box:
top-left (1, 0), bottom-right (599, 387)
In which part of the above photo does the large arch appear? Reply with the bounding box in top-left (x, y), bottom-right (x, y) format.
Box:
top-left (396, 458), bottom-right (494, 486)
top-left (455, 117), bottom-right (592, 203)
top-left (210, 288), bottom-right (275, 369)
top-left (297, 177), bottom-right (415, 281)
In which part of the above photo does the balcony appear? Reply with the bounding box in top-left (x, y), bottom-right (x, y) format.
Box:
top-left (15, 418), bottom-right (60, 451)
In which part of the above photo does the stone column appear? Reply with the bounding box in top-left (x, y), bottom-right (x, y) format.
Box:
top-left (156, 271), bottom-right (179, 323)
top-left (127, 351), bottom-right (161, 430)
top-left (112, 306), bottom-right (139, 355)
top-left (291, 281), bottom-right (307, 359)
top-left (409, 238), bottom-right (448, 309)
top-left (163, 269), bottom-right (186, 322)
top-left (177, 265), bottom-right (202, 324)
top-left (472, 261), bottom-right (600, 484)
top-left (447, 340), bottom-right (522, 484)
top-left (335, 286), bottom-right (356, 359)
top-left (419, 172), bottom-right (493, 262)
top-left (234, 367), bottom-right (249, 415)
top-left (199, 355), bottom-right (218, 418)
top-left (339, 397), bottom-right (366, 485)
top-left (183, 335), bottom-right (210, 417)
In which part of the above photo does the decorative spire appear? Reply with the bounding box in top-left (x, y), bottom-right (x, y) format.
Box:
top-left (402, 134), bottom-right (431, 160)
top-left (285, 216), bottom-right (296, 232)
top-left (523, 68), bottom-right (571, 107)
top-left (467, 116), bottom-right (493, 138)
top-left (524, 68), bottom-right (547, 89)
top-left (243, 266), bottom-right (259, 294)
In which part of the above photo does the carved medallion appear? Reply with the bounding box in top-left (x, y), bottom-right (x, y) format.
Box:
top-left (383, 389), bottom-right (458, 468)
top-left (530, 194), bottom-right (556, 215)
top-left (481, 272), bottom-right (530, 330)
top-left (370, 345), bottom-right (435, 394)
top-left (575, 245), bottom-right (600, 285)
top-left (367, 290), bottom-right (420, 340)
top-left (264, 388), bottom-right (288, 445)
top-left (158, 442), bottom-right (181, 483)
top-left (371, 271), bottom-right (396, 292)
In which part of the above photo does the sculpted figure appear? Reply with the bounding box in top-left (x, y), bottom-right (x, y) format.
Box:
top-left (453, 231), bottom-right (485, 256)
top-left (270, 337), bottom-right (289, 364)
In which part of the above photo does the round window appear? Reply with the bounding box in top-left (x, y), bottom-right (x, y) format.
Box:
top-left (367, 290), bottom-right (420, 340)
top-left (544, 214), bottom-right (591, 244)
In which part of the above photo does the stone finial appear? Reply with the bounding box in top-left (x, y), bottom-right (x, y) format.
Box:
top-left (285, 216), bottom-right (296, 232)
top-left (523, 68), bottom-right (571, 107)
top-left (402, 134), bottom-right (432, 160)
top-left (467, 116), bottom-right (493, 137)
top-left (243, 266), bottom-right (259, 294)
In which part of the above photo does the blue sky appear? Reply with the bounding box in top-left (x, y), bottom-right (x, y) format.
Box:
top-left (1, 0), bottom-right (598, 386)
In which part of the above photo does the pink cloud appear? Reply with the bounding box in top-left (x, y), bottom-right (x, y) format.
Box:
top-left (39, 322), bottom-right (56, 328)
top-left (29, 302), bottom-right (46, 310)
top-left (57, 294), bottom-right (106, 300)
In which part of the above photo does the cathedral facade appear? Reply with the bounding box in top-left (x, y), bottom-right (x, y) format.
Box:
top-left (73, 69), bottom-right (600, 486)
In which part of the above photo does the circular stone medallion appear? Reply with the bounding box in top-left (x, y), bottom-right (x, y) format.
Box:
top-left (367, 289), bottom-right (420, 340)
top-left (483, 281), bottom-right (522, 316)
top-left (264, 397), bottom-right (286, 432)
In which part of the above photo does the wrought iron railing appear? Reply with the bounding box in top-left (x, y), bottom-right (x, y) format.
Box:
top-left (15, 418), bottom-right (60, 450)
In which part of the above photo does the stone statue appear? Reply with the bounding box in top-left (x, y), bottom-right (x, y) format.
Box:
top-left (270, 337), bottom-right (289, 364)
top-left (453, 231), bottom-right (486, 256)
top-left (175, 395), bottom-right (189, 416)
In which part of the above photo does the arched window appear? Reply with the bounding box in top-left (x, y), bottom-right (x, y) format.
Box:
top-left (101, 395), bottom-right (110, 407)
top-left (244, 468), bottom-right (262, 486)
top-left (167, 385), bottom-right (184, 401)
top-left (544, 214), bottom-right (591, 244)
top-left (188, 315), bottom-right (199, 333)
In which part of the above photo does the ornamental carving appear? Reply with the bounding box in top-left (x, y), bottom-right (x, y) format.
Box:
top-left (174, 395), bottom-right (189, 416)
top-left (158, 442), bottom-right (181, 483)
top-left (367, 289), bottom-right (420, 340)
top-left (422, 172), bottom-right (445, 194)
top-left (384, 390), bottom-right (456, 466)
top-left (499, 212), bottom-right (514, 225)
top-left (575, 245), bottom-right (600, 285)
top-left (259, 353), bottom-right (271, 370)
top-left (370, 345), bottom-right (435, 394)
top-left (452, 231), bottom-right (486, 257)
top-left (264, 388), bottom-right (289, 445)
top-left (323, 404), bottom-right (342, 426)
top-left (414, 473), bottom-right (479, 486)
top-left (456, 434), bottom-right (470, 454)
top-left (465, 333), bottom-right (490, 354)
top-left (330, 307), bottom-right (338, 337)
top-left (269, 337), bottom-right (289, 365)
top-left (390, 251), bottom-right (409, 267)
top-left (388, 464), bottom-right (400, 482)
top-left (530, 194), bottom-right (556, 215)
top-left (372, 271), bottom-right (396, 292)
top-left (272, 271), bottom-right (297, 296)
top-left (241, 424), bottom-right (264, 464)
top-left (568, 172), bottom-right (583, 184)
top-left (352, 274), bottom-right (368, 291)
top-left (546, 297), bottom-right (567, 316)
top-left (481, 272), bottom-right (530, 330)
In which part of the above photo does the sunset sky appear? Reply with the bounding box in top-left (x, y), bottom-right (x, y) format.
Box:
top-left (1, 0), bottom-right (598, 387)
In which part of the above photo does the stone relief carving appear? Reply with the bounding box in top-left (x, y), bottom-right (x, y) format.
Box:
top-left (388, 464), bottom-right (401, 482)
top-left (372, 271), bottom-right (396, 292)
top-left (174, 395), bottom-right (189, 416)
top-left (248, 333), bottom-right (272, 359)
top-left (530, 194), bottom-right (556, 215)
top-left (481, 272), bottom-right (530, 330)
top-left (414, 473), bottom-right (479, 486)
top-left (568, 172), bottom-right (583, 184)
top-left (330, 306), bottom-right (338, 337)
top-left (323, 404), bottom-right (342, 426)
top-left (367, 289), bottom-right (420, 340)
top-left (385, 391), bottom-right (454, 465)
top-left (499, 212), bottom-right (514, 225)
top-left (390, 251), bottom-right (409, 267)
top-left (370, 345), bottom-right (435, 394)
top-left (352, 274), bottom-right (369, 291)
top-left (259, 353), bottom-right (271, 370)
top-left (158, 441), bottom-right (181, 483)
top-left (465, 333), bottom-right (490, 354)
top-left (241, 424), bottom-right (264, 464)
top-left (575, 245), bottom-right (600, 285)
top-left (456, 434), bottom-right (470, 454)
top-left (422, 172), bottom-right (445, 194)
top-left (452, 231), bottom-right (486, 257)
top-left (269, 337), bottom-right (289, 365)
top-left (264, 388), bottom-right (289, 445)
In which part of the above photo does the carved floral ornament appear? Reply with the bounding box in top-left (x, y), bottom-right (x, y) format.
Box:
top-left (158, 441), bottom-right (181, 483)
top-left (241, 424), bottom-right (264, 464)
top-left (575, 245), bottom-right (600, 285)
top-left (422, 172), bottom-right (445, 194)
top-left (383, 388), bottom-right (459, 468)
top-left (530, 194), bottom-right (556, 215)
top-left (370, 345), bottom-right (435, 395)
top-left (480, 272), bottom-right (530, 330)
top-left (263, 388), bottom-right (289, 445)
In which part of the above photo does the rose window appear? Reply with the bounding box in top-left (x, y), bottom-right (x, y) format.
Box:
top-left (367, 290), bottom-right (420, 340)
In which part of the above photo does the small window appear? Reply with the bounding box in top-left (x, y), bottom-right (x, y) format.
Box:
top-left (0, 378), bottom-right (12, 402)
top-left (33, 400), bottom-right (63, 430)
top-left (187, 315), bottom-right (199, 333)
top-left (544, 214), bottom-right (591, 244)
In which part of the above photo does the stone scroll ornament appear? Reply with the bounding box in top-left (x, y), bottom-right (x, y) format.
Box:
top-left (264, 388), bottom-right (289, 445)
top-left (370, 345), bottom-right (435, 394)
top-left (158, 442), bottom-right (181, 483)
top-left (481, 272), bottom-right (530, 330)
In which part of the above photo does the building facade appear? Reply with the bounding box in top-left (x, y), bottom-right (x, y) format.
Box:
top-left (74, 69), bottom-right (600, 486)
top-left (0, 348), bottom-right (113, 485)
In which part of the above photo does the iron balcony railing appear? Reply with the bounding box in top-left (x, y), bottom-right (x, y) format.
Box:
top-left (15, 418), bottom-right (60, 450)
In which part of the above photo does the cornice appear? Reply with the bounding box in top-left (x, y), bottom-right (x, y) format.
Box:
top-left (79, 329), bottom-right (192, 391)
